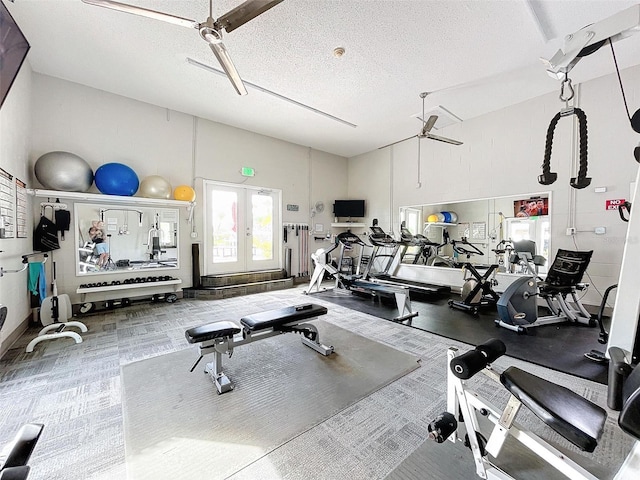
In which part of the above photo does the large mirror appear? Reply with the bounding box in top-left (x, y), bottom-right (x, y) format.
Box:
top-left (75, 203), bottom-right (179, 275)
top-left (399, 193), bottom-right (551, 274)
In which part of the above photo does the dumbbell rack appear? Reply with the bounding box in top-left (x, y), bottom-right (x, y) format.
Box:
top-left (76, 277), bottom-right (182, 303)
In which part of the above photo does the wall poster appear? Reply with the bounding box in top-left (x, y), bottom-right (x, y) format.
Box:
top-left (16, 178), bottom-right (27, 238)
top-left (0, 168), bottom-right (15, 238)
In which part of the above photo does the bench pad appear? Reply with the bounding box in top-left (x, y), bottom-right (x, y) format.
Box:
top-left (500, 366), bottom-right (606, 452)
top-left (241, 304), bottom-right (327, 331)
top-left (185, 321), bottom-right (241, 344)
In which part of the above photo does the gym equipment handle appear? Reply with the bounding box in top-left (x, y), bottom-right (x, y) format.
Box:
top-left (450, 339), bottom-right (506, 380)
top-left (539, 107), bottom-right (591, 189)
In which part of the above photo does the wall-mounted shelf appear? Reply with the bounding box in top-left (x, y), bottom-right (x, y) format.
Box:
top-left (424, 222), bottom-right (458, 227)
top-left (331, 222), bottom-right (366, 228)
top-left (28, 189), bottom-right (194, 208)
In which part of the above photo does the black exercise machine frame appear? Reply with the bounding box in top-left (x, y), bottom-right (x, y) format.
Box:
top-left (306, 230), bottom-right (419, 322)
top-left (448, 263), bottom-right (500, 315)
top-left (0, 423), bottom-right (44, 480)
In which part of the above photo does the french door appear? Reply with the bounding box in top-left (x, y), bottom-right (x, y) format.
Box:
top-left (204, 181), bottom-right (281, 274)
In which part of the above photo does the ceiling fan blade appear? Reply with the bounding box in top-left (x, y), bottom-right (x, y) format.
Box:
top-left (208, 42), bottom-right (248, 96)
top-left (378, 135), bottom-right (417, 150)
top-left (421, 115), bottom-right (438, 134)
top-left (81, 0), bottom-right (199, 29)
top-left (215, 0), bottom-right (284, 33)
top-left (425, 133), bottom-right (463, 146)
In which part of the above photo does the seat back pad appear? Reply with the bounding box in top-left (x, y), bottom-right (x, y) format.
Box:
top-left (240, 304), bottom-right (327, 331)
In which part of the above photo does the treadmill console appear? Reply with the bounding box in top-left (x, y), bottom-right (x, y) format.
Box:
top-left (369, 225), bottom-right (396, 245)
top-left (400, 227), bottom-right (414, 242)
top-left (336, 231), bottom-right (362, 245)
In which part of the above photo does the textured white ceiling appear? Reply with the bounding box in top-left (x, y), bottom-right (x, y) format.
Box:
top-left (6, 0), bottom-right (640, 158)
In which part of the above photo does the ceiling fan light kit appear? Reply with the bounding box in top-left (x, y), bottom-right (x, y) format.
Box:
top-left (81, 0), bottom-right (284, 96)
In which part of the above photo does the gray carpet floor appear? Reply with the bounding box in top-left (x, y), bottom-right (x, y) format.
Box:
top-left (0, 285), bottom-right (634, 479)
top-left (122, 321), bottom-right (419, 480)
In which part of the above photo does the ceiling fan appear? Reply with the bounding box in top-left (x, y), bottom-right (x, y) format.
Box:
top-left (81, 0), bottom-right (284, 96)
top-left (379, 92), bottom-right (463, 149)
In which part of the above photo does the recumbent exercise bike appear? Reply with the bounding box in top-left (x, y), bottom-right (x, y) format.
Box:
top-left (495, 249), bottom-right (595, 333)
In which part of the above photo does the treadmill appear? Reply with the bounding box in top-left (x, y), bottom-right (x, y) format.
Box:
top-left (366, 224), bottom-right (450, 296)
top-left (399, 226), bottom-right (439, 265)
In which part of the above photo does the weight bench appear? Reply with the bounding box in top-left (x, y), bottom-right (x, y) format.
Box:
top-left (185, 304), bottom-right (334, 394)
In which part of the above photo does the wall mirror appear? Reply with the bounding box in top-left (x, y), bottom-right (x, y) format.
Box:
top-left (75, 203), bottom-right (179, 276)
top-left (399, 192), bottom-right (551, 274)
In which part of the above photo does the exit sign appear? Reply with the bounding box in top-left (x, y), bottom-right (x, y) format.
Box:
top-left (606, 199), bottom-right (626, 210)
top-left (241, 166), bottom-right (255, 177)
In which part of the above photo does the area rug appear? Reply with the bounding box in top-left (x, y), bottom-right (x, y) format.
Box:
top-left (121, 320), bottom-right (420, 480)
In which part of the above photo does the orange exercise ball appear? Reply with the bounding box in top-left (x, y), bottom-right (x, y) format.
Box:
top-left (174, 185), bottom-right (196, 202)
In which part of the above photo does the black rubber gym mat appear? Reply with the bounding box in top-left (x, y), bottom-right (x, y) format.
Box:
top-left (311, 289), bottom-right (608, 384)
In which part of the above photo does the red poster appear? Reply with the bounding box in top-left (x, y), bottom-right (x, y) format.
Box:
top-left (606, 199), bottom-right (626, 210)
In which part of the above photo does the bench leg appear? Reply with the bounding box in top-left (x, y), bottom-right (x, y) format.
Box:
top-left (204, 350), bottom-right (234, 394)
top-left (282, 323), bottom-right (334, 356)
top-left (301, 336), bottom-right (334, 355)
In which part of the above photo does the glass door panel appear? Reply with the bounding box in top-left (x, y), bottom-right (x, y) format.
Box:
top-left (211, 189), bottom-right (239, 264)
top-left (204, 181), bottom-right (281, 274)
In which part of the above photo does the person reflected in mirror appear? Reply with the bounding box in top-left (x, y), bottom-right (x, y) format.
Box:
top-left (89, 220), bottom-right (109, 268)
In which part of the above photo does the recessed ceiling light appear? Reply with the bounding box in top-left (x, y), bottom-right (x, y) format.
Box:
top-left (333, 47), bottom-right (345, 58)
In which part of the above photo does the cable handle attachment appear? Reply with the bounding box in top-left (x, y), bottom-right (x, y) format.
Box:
top-left (539, 106), bottom-right (591, 189)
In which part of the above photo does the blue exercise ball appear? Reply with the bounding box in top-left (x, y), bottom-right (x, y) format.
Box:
top-left (34, 151), bottom-right (94, 192)
top-left (95, 163), bottom-right (139, 196)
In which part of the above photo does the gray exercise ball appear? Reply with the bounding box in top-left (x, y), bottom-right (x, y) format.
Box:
top-left (34, 151), bottom-right (94, 192)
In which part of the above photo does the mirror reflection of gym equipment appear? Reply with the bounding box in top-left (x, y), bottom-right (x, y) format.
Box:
top-left (75, 203), bottom-right (179, 276)
top-left (399, 193), bottom-right (551, 274)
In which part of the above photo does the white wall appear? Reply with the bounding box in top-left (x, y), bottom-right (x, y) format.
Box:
top-left (0, 63), bottom-right (33, 355)
top-left (347, 148), bottom-right (392, 242)
top-left (192, 116), bottom-right (347, 275)
top-left (348, 65), bottom-right (640, 306)
top-left (2, 74), bottom-right (350, 348)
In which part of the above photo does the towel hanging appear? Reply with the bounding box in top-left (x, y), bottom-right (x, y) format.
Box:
top-left (54, 208), bottom-right (71, 240)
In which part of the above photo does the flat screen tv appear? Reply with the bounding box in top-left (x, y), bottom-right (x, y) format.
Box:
top-left (333, 200), bottom-right (365, 218)
top-left (0, 1), bottom-right (30, 109)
